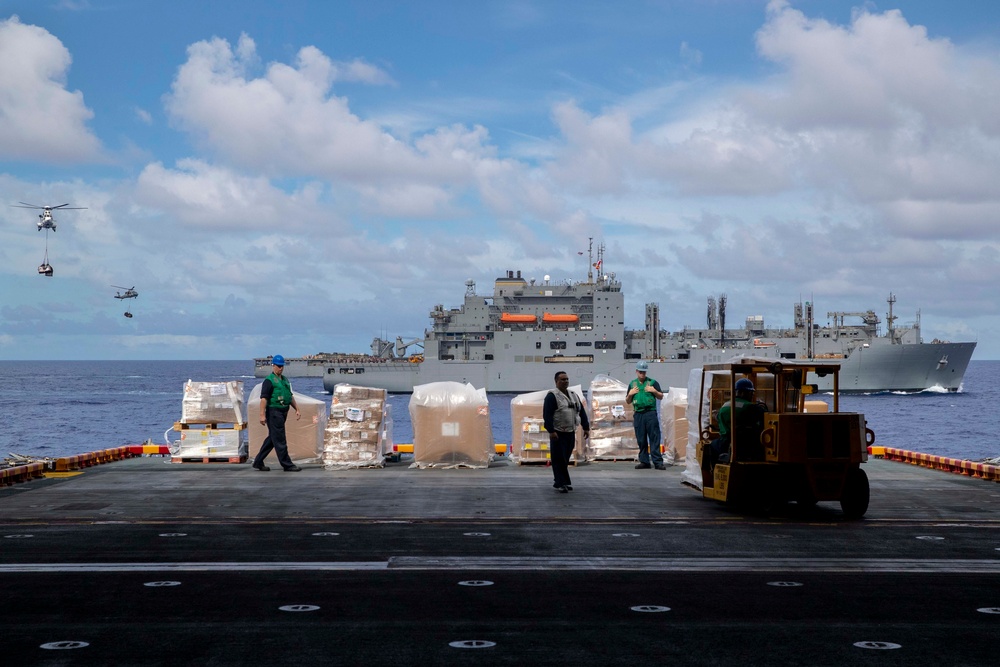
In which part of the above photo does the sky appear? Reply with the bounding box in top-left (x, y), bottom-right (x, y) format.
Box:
top-left (1, 0), bottom-right (999, 361)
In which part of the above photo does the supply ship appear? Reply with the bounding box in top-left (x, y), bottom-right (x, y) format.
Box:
top-left (255, 247), bottom-right (976, 393)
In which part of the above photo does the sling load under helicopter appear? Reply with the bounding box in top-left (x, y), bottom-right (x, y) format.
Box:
top-left (113, 285), bottom-right (138, 318)
top-left (11, 202), bottom-right (87, 232)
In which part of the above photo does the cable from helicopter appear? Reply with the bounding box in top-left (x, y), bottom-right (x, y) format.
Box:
top-left (112, 285), bottom-right (138, 318)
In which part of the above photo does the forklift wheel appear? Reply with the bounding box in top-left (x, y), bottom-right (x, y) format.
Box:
top-left (840, 467), bottom-right (870, 519)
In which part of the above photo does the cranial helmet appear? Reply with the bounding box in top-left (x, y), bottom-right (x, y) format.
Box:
top-left (636, 360), bottom-right (649, 372)
top-left (272, 354), bottom-right (286, 366)
top-left (735, 378), bottom-right (754, 392)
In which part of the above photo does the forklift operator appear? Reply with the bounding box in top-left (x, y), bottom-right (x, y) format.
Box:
top-left (704, 378), bottom-right (766, 470)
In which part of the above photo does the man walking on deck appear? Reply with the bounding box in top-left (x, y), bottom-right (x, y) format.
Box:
top-left (543, 371), bottom-right (590, 493)
top-left (627, 360), bottom-right (666, 469)
top-left (252, 355), bottom-right (302, 472)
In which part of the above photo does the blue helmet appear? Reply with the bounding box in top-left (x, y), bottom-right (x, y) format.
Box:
top-left (636, 360), bottom-right (649, 372)
top-left (735, 378), bottom-right (754, 392)
top-left (272, 354), bottom-right (286, 367)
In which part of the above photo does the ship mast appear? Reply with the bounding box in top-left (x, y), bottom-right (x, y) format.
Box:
top-left (886, 293), bottom-right (897, 343)
top-left (586, 237), bottom-right (594, 283)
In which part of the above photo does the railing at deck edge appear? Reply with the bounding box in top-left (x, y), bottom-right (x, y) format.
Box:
top-left (868, 446), bottom-right (1000, 482)
top-left (3, 444), bottom-right (998, 485)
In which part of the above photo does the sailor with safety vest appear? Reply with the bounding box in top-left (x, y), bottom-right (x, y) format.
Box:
top-left (252, 355), bottom-right (302, 472)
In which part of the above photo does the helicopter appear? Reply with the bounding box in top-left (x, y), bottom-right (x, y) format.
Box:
top-left (112, 285), bottom-right (138, 318)
top-left (11, 202), bottom-right (87, 232)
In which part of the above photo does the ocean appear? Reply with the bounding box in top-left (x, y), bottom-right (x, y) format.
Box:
top-left (2, 360), bottom-right (998, 462)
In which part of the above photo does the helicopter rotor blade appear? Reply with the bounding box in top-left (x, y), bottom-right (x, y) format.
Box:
top-left (14, 202), bottom-right (42, 209)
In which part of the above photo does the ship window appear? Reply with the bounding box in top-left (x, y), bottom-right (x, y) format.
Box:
top-left (536, 342), bottom-right (542, 349)
top-left (485, 354), bottom-right (493, 360)
top-left (576, 341), bottom-right (592, 347)
top-left (550, 341), bottom-right (567, 350)
top-left (355, 368), bottom-right (364, 374)
top-left (595, 340), bottom-right (617, 350)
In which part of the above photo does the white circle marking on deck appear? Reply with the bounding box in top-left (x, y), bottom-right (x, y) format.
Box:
top-left (4, 534), bottom-right (33, 539)
top-left (977, 607), bottom-right (1000, 614)
top-left (458, 580), bottom-right (494, 587)
top-left (767, 581), bottom-right (804, 587)
top-left (613, 533), bottom-right (640, 537)
top-left (854, 641), bottom-right (901, 650)
top-left (144, 581), bottom-right (182, 587)
top-left (631, 605), bottom-right (671, 612)
top-left (463, 532), bottom-right (491, 537)
top-left (449, 640), bottom-right (496, 649)
top-left (279, 605), bottom-right (320, 612)
top-left (312, 532), bottom-right (340, 536)
top-left (916, 536), bottom-right (944, 541)
top-left (40, 641), bottom-right (89, 650)
top-left (159, 533), bottom-right (187, 537)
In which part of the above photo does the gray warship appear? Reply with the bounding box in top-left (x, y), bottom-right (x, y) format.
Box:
top-left (255, 248), bottom-right (976, 393)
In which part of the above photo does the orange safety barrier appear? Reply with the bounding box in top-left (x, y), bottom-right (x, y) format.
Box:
top-left (877, 447), bottom-right (1000, 482)
top-left (0, 462), bottom-right (46, 486)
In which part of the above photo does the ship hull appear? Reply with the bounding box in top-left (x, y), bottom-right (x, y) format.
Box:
top-left (297, 340), bottom-right (975, 394)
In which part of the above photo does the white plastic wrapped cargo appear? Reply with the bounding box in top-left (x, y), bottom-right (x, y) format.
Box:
top-left (661, 387), bottom-right (688, 465)
top-left (323, 384), bottom-right (387, 469)
top-left (181, 380), bottom-right (244, 424)
top-left (409, 381), bottom-right (493, 469)
top-left (587, 374), bottom-right (638, 460)
top-left (247, 383), bottom-right (327, 464)
top-left (681, 368), bottom-right (728, 489)
top-left (510, 385), bottom-right (587, 463)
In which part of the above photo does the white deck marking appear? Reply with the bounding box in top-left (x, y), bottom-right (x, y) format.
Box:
top-left (2, 557), bottom-right (1000, 573)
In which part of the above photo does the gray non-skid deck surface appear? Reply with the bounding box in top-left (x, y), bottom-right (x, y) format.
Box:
top-left (2, 457), bottom-right (999, 666)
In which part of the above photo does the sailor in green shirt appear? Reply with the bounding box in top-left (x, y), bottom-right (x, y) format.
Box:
top-left (704, 378), bottom-right (765, 470)
top-left (626, 360), bottom-right (666, 469)
top-left (252, 355), bottom-right (302, 472)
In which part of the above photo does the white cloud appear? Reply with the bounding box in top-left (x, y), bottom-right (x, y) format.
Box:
top-left (0, 16), bottom-right (103, 162)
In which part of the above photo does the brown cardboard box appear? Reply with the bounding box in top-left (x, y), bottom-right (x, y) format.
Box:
top-left (247, 383), bottom-right (327, 463)
top-left (322, 383), bottom-right (387, 468)
top-left (409, 382), bottom-right (493, 468)
top-left (181, 380), bottom-right (244, 424)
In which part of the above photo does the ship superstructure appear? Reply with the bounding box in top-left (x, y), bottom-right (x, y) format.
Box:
top-left (255, 247), bottom-right (975, 394)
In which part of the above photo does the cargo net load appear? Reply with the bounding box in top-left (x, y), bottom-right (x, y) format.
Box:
top-left (408, 381), bottom-right (494, 469)
top-left (324, 384), bottom-right (388, 469)
top-left (587, 374), bottom-right (639, 461)
top-left (510, 386), bottom-right (588, 464)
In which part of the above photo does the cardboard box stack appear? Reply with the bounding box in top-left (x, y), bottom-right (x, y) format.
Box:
top-left (180, 380), bottom-right (245, 425)
top-left (409, 381), bottom-right (493, 468)
top-left (247, 384), bottom-right (328, 465)
top-left (661, 387), bottom-right (688, 464)
top-left (587, 375), bottom-right (639, 460)
top-left (323, 384), bottom-right (387, 469)
top-left (510, 387), bottom-right (588, 464)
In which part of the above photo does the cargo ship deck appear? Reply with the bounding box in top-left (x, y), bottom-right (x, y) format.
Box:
top-left (2, 455), bottom-right (998, 666)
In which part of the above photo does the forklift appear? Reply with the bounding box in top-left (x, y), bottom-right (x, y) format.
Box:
top-left (696, 358), bottom-right (874, 518)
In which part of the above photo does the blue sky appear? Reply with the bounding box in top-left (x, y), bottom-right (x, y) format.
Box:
top-left (2, 0), bottom-right (999, 360)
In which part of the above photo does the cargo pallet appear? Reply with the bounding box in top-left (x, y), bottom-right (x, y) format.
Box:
top-left (173, 421), bottom-right (248, 431)
top-left (170, 455), bottom-right (247, 464)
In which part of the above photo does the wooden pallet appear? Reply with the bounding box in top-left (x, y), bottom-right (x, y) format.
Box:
top-left (170, 455), bottom-right (247, 464)
top-left (173, 421), bottom-right (248, 431)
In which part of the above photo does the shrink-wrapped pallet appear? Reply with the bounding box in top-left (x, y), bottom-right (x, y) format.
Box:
top-left (662, 387), bottom-right (688, 464)
top-left (323, 384), bottom-right (387, 469)
top-left (247, 384), bottom-right (327, 464)
top-left (587, 375), bottom-right (639, 460)
top-left (510, 387), bottom-right (588, 463)
top-left (181, 380), bottom-right (244, 424)
top-left (172, 428), bottom-right (242, 458)
top-left (409, 381), bottom-right (493, 468)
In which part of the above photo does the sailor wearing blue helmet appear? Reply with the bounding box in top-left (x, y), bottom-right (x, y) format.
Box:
top-left (252, 354), bottom-right (302, 472)
top-left (627, 360), bottom-right (666, 469)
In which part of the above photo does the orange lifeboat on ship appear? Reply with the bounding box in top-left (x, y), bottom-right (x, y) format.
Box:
top-left (500, 313), bottom-right (537, 324)
top-left (753, 339), bottom-right (776, 348)
top-left (542, 312), bottom-right (579, 323)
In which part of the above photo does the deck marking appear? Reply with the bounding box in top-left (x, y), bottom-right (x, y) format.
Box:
top-left (279, 604), bottom-right (320, 612)
top-left (5, 557), bottom-right (1000, 573)
top-left (449, 640), bottom-right (495, 649)
top-left (40, 641), bottom-right (89, 650)
top-left (631, 605), bottom-right (670, 612)
top-left (458, 580), bottom-right (494, 586)
top-left (854, 641), bottom-right (901, 650)
top-left (767, 581), bottom-right (804, 587)
top-left (977, 607), bottom-right (1000, 614)
top-left (144, 581), bottom-right (182, 587)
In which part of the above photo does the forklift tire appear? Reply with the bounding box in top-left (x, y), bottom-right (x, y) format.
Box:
top-left (840, 467), bottom-right (870, 519)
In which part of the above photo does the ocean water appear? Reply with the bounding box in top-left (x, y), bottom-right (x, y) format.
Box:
top-left (2, 360), bottom-right (997, 462)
